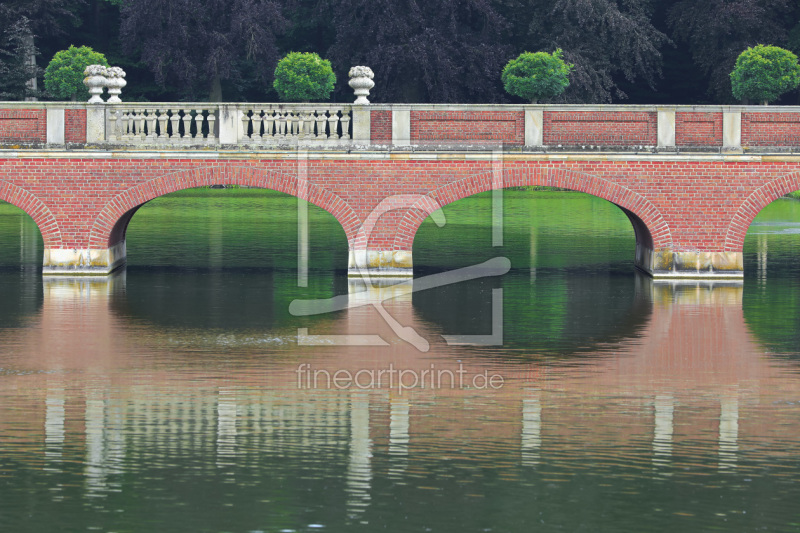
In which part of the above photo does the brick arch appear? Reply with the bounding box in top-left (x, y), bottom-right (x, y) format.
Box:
top-left (88, 165), bottom-right (359, 249)
top-left (724, 171), bottom-right (800, 252)
top-left (393, 166), bottom-right (672, 251)
top-left (0, 180), bottom-right (61, 247)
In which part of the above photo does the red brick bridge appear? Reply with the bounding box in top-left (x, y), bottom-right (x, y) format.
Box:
top-left (2, 101), bottom-right (800, 279)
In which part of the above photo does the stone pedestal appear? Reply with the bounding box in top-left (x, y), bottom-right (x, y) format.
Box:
top-left (348, 249), bottom-right (413, 278)
top-left (42, 242), bottom-right (126, 276)
top-left (635, 244), bottom-right (743, 279)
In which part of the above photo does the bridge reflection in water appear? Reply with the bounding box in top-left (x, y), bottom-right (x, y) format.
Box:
top-left (1, 275), bottom-right (796, 501)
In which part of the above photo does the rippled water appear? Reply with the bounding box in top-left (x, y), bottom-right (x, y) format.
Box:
top-left (1, 189), bottom-right (800, 532)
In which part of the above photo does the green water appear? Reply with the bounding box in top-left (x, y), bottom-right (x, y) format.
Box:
top-left (0, 189), bottom-right (799, 532)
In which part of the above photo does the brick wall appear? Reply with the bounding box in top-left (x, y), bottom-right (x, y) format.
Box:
top-left (0, 109), bottom-right (46, 143)
top-left (65, 109), bottom-right (87, 144)
top-left (370, 110), bottom-right (392, 143)
top-left (742, 112), bottom-right (800, 147)
top-left (544, 111), bottom-right (657, 146)
top-left (410, 111), bottom-right (524, 144)
top-left (0, 156), bottom-right (798, 257)
top-left (676, 112), bottom-right (722, 147)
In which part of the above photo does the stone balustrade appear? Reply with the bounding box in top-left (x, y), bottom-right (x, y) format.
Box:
top-left (106, 105), bottom-right (218, 145)
top-left (239, 105), bottom-right (352, 145)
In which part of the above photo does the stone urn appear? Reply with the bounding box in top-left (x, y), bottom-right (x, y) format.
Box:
top-left (105, 67), bottom-right (127, 103)
top-left (83, 64), bottom-right (108, 104)
top-left (348, 66), bottom-right (375, 105)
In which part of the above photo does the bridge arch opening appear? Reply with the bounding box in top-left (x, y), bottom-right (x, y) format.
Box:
top-left (412, 187), bottom-right (642, 274)
top-left (85, 167), bottom-right (359, 275)
top-left (114, 186), bottom-right (350, 272)
top-left (0, 200), bottom-right (44, 324)
top-left (741, 191), bottom-right (800, 357)
top-left (396, 167), bottom-right (668, 277)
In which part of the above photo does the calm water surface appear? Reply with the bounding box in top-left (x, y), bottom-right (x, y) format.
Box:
top-left (1, 189), bottom-right (800, 532)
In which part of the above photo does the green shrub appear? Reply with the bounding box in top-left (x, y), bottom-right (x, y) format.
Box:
top-left (501, 50), bottom-right (573, 103)
top-left (44, 45), bottom-right (109, 101)
top-left (730, 45), bottom-right (800, 105)
top-left (273, 52), bottom-right (336, 102)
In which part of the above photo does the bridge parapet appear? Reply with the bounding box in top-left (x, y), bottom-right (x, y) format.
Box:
top-left (3, 101), bottom-right (800, 153)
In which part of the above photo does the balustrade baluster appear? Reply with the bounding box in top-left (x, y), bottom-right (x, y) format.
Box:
top-left (340, 110), bottom-right (351, 141)
top-left (193, 109), bottom-right (204, 141)
top-left (277, 112), bottom-right (287, 137)
top-left (251, 110), bottom-right (263, 142)
top-left (169, 110), bottom-right (181, 142)
top-left (241, 111), bottom-right (252, 142)
top-left (327, 109), bottom-right (341, 141)
top-left (135, 109), bottom-right (146, 142)
top-left (181, 110), bottom-right (192, 143)
top-left (316, 110), bottom-right (328, 140)
top-left (263, 110), bottom-right (275, 139)
top-left (290, 112), bottom-right (300, 137)
top-left (206, 109), bottom-right (216, 141)
top-left (146, 109), bottom-right (158, 142)
top-left (121, 111), bottom-right (131, 141)
top-left (157, 110), bottom-right (169, 142)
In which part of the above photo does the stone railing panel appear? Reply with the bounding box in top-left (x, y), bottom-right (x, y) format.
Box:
top-left (239, 105), bottom-right (352, 145)
top-left (106, 105), bottom-right (218, 145)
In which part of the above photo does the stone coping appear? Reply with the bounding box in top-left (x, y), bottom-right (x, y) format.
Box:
top-left (1, 148), bottom-right (796, 162)
top-left (2, 101), bottom-right (799, 113)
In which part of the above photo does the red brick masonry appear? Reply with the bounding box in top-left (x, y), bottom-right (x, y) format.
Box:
top-left (742, 112), bottom-right (800, 147)
top-left (544, 111), bottom-right (657, 146)
top-left (0, 109), bottom-right (46, 143)
top-left (0, 157), bottom-right (798, 258)
top-left (410, 111), bottom-right (524, 144)
top-left (676, 112), bottom-right (722, 147)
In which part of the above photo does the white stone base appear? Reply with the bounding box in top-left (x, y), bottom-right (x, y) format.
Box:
top-left (348, 249), bottom-right (413, 278)
top-left (636, 245), bottom-right (743, 279)
top-left (42, 241), bottom-right (127, 275)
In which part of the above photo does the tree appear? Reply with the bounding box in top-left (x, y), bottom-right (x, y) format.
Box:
top-left (119, 0), bottom-right (287, 101)
top-left (521, 0), bottom-right (670, 103)
top-left (730, 45), bottom-right (800, 104)
top-left (0, 1), bottom-right (85, 100)
top-left (44, 45), bottom-right (109, 100)
top-left (502, 49), bottom-right (573, 103)
top-left (325, 0), bottom-right (511, 103)
top-left (0, 9), bottom-right (39, 99)
top-left (273, 52), bottom-right (335, 102)
top-left (669, 0), bottom-right (792, 102)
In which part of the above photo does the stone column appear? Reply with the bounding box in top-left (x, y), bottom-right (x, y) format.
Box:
top-left (723, 110), bottom-right (742, 152)
top-left (43, 242), bottom-right (127, 275)
top-left (657, 108), bottom-right (676, 149)
top-left (524, 107), bottom-right (543, 147)
top-left (46, 107), bottom-right (65, 145)
top-left (351, 106), bottom-right (371, 145)
top-left (391, 105), bottom-right (410, 146)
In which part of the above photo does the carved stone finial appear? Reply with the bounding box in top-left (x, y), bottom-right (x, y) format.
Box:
top-left (348, 66), bottom-right (375, 105)
top-left (83, 64), bottom-right (108, 104)
top-left (105, 66), bottom-right (127, 103)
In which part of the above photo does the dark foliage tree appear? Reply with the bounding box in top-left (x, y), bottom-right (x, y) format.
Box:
top-left (119, 0), bottom-right (287, 101)
top-left (0, 10), bottom-right (39, 99)
top-left (668, 0), bottom-right (792, 102)
top-left (325, 0), bottom-right (512, 103)
top-left (509, 0), bottom-right (669, 103)
top-left (0, 0), bottom-right (85, 100)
